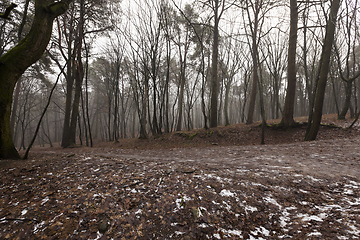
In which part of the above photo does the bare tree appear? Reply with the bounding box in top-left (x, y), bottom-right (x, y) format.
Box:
top-left (305, 0), bottom-right (341, 141)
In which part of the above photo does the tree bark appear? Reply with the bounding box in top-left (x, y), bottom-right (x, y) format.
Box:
top-left (281, 0), bottom-right (298, 127)
top-left (338, 80), bottom-right (352, 119)
top-left (0, 0), bottom-right (72, 159)
top-left (247, 33), bottom-right (259, 124)
top-left (210, 0), bottom-right (220, 128)
top-left (305, 0), bottom-right (340, 141)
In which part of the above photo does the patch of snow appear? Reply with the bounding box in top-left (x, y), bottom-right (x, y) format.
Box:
top-left (299, 189), bottom-right (309, 194)
top-left (175, 231), bottom-right (185, 235)
top-left (296, 213), bottom-right (326, 222)
top-left (33, 221), bottom-right (46, 234)
top-left (308, 231), bottom-right (322, 237)
top-left (307, 176), bottom-right (321, 182)
top-left (349, 180), bottom-right (360, 186)
top-left (219, 189), bottom-right (236, 197)
top-left (251, 226), bottom-right (270, 237)
top-left (21, 209), bottom-right (28, 216)
top-left (224, 229), bottom-right (242, 237)
top-left (90, 231), bottom-right (103, 240)
top-left (245, 206), bottom-right (258, 213)
top-left (343, 189), bottom-right (354, 195)
top-left (41, 197), bottom-right (49, 205)
top-left (280, 206), bottom-right (297, 228)
top-left (213, 233), bottom-right (221, 239)
top-left (347, 224), bottom-right (360, 236)
top-left (344, 197), bottom-right (360, 206)
top-left (175, 195), bottom-right (192, 210)
top-left (198, 223), bottom-right (208, 228)
top-left (264, 196), bottom-right (282, 210)
top-left (93, 193), bottom-right (103, 198)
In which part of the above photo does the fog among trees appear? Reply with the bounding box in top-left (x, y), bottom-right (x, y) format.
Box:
top-left (0, 0), bottom-right (359, 158)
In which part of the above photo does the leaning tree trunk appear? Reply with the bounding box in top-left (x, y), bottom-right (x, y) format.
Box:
top-left (0, 0), bottom-right (73, 159)
top-left (305, 0), bottom-right (340, 141)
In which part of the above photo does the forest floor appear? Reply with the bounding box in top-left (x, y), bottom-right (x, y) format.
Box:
top-left (1, 114), bottom-right (360, 239)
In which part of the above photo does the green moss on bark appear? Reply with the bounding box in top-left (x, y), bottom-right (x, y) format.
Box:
top-left (0, 0), bottom-right (73, 159)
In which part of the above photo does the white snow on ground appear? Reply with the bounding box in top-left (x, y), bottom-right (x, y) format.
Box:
top-left (308, 231), bottom-right (322, 237)
top-left (219, 189), bottom-right (236, 197)
top-left (280, 206), bottom-right (297, 228)
top-left (264, 196), bottom-right (282, 209)
top-left (21, 209), bottom-right (27, 216)
top-left (296, 213), bottom-right (327, 222)
top-left (41, 197), bottom-right (49, 205)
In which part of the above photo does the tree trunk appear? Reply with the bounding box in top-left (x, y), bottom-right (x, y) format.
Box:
top-left (305, 0), bottom-right (340, 141)
top-left (63, 0), bottom-right (84, 147)
top-left (224, 80), bottom-right (231, 126)
top-left (247, 37), bottom-right (259, 124)
top-left (281, 0), bottom-right (298, 127)
top-left (210, 1), bottom-right (220, 128)
top-left (176, 50), bottom-right (187, 131)
top-left (61, 35), bottom-right (74, 147)
top-left (338, 80), bottom-right (352, 119)
top-left (0, 0), bottom-right (72, 159)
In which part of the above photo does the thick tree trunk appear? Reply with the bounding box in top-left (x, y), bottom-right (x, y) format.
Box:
top-left (61, 62), bottom-right (74, 147)
top-left (0, 0), bottom-right (72, 159)
top-left (305, 0), bottom-right (340, 141)
top-left (281, 0), bottom-right (298, 127)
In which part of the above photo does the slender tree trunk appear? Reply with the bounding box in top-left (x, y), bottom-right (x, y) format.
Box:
top-left (338, 80), bottom-right (352, 119)
top-left (68, 0), bottom-right (84, 146)
top-left (305, 0), bottom-right (340, 141)
top-left (224, 80), bottom-right (231, 126)
top-left (281, 0), bottom-right (298, 127)
top-left (0, 0), bottom-right (72, 159)
top-left (247, 41), bottom-right (259, 124)
top-left (61, 43), bottom-right (74, 147)
top-left (176, 49), bottom-right (187, 131)
top-left (210, 1), bottom-right (220, 128)
top-left (139, 73), bottom-right (149, 139)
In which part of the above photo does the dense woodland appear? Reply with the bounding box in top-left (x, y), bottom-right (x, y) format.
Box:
top-left (0, 0), bottom-right (359, 158)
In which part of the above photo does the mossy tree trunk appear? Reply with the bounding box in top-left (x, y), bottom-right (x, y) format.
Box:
top-left (0, 0), bottom-right (73, 159)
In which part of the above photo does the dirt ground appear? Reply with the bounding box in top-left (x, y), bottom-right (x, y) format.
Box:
top-left (1, 114), bottom-right (360, 239)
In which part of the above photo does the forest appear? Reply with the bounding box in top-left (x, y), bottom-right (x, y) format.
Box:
top-left (0, 0), bottom-right (359, 157)
top-left (1, 1), bottom-right (360, 239)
